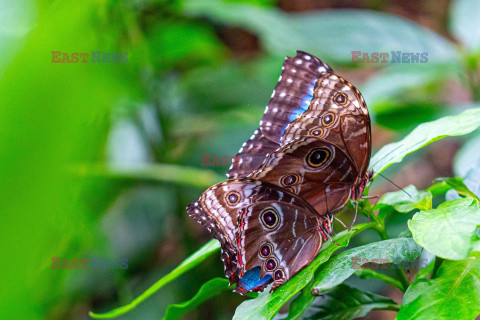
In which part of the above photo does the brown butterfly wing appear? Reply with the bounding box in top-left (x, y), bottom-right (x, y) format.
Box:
top-left (187, 179), bottom-right (324, 287)
top-left (235, 201), bottom-right (330, 293)
top-left (226, 132), bottom-right (279, 179)
top-left (249, 137), bottom-right (357, 215)
top-left (187, 179), bottom-right (330, 294)
top-left (280, 73), bottom-right (371, 175)
top-left (227, 51), bottom-right (332, 179)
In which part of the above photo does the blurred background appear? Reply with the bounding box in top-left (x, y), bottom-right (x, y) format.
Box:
top-left (1, 0), bottom-right (479, 319)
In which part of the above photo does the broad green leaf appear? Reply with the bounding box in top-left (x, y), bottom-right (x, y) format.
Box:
top-left (232, 223), bottom-right (374, 320)
top-left (183, 0), bottom-right (457, 63)
top-left (450, 0), bottom-right (480, 52)
top-left (370, 107), bottom-right (480, 175)
top-left (396, 228), bottom-right (413, 238)
top-left (354, 268), bottom-right (403, 290)
top-left (312, 238), bottom-right (422, 292)
top-left (373, 103), bottom-right (446, 132)
top-left (397, 256), bottom-right (480, 320)
top-left (434, 177), bottom-right (480, 201)
top-left (453, 133), bottom-right (480, 177)
top-left (426, 182), bottom-right (456, 196)
top-left (287, 238), bottom-right (421, 319)
top-left (301, 284), bottom-right (399, 320)
top-left (78, 163), bottom-right (225, 189)
top-left (361, 64), bottom-right (458, 108)
top-left (408, 198), bottom-right (480, 260)
top-left (375, 185), bottom-right (432, 213)
top-left (413, 257), bottom-right (435, 281)
top-left (163, 278), bottom-right (231, 320)
top-left (453, 134), bottom-right (480, 198)
top-left (89, 239), bottom-right (220, 319)
top-left (461, 166), bottom-right (480, 199)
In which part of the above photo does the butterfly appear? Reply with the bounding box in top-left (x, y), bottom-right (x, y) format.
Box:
top-left (187, 51), bottom-right (372, 295)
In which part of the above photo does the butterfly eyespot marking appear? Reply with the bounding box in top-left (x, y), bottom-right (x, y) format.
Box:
top-left (284, 186), bottom-right (295, 193)
top-left (322, 113), bottom-right (335, 126)
top-left (259, 243), bottom-right (273, 258)
top-left (333, 92), bottom-right (347, 105)
top-left (265, 258), bottom-right (278, 271)
top-left (281, 174), bottom-right (299, 186)
top-left (260, 208), bottom-right (280, 229)
top-left (226, 191), bottom-right (241, 206)
top-left (306, 148), bottom-right (331, 168)
top-left (308, 127), bottom-right (324, 137)
top-left (274, 269), bottom-right (285, 281)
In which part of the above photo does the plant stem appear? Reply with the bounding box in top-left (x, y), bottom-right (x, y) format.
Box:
top-left (373, 224), bottom-right (410, 292)
top-left (386, 304), bottom-right (402, 312)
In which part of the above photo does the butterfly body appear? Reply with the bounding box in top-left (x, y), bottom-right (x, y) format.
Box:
top-left (187, 51), bottom-right (371, 294)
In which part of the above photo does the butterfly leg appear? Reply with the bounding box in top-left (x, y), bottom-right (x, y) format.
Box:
top-left (349, 200), bottom-right (359, 230)
top-left (334, 216), bottom-right (348, 230)
top-left (350, 195), bottom-right (379, 229)
top-left (324, 232), bottom-right (340, 247)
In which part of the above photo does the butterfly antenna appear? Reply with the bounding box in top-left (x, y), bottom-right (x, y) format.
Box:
top-left (334, 216), bottom-right (348, 229)
top-left (378, 172), bottom-right (412, 198)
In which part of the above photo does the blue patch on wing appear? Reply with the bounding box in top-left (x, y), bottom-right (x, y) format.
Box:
top-left (279, 79), bottom-right (316, 140)
top-left (237, 266), bottom-right (272, 291)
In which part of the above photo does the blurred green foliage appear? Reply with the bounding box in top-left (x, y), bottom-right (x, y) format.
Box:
top-left (1, 0), bottom-right (480, 319)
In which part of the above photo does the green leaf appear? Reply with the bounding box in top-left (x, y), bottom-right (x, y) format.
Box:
top-left (434, 177), bottom-right (480, 201)
top-left (301, 284), bottom-right (400, 320)
top-left (373, 103), bottom-right (447, 132)
top-left (354, 268), bottom-right (403, 290)
top-left (461, 166), bottom-right (480, 200)
top-left (408, 197), bottom-right (480, 260)
top-left (453, 134), bottom-right (480, 198)
top-left (287, 238), bottom-right (421, 319)
top-left (426, 182), bottom-right (456, 196)
top-left (89, 239), bottom-right (220, 319)
top-left (453, 133), bottom-right (480, 178)
top-left (183, 0), bottom-right (457, 63)
top-left (232, 223), bottom-right (374, 320)
top-left (413, 257), bottom-right (436, 281)
top-left (397, 256), bottom-right (480, 320)
top-left (450, 0), bottom-right (480, 52)
top-left (361, 64), bottom-right (458, 107)
top-left (78, 163), bottom-right (225, 189)
top-left (370, 107), bottom-right (480, 175)
top-left (312, 238), bottom-right (422, 292)
top-left (375, 185), bottom-right (432, 214)
top-left (163, 278), bottom-right (231, 320)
